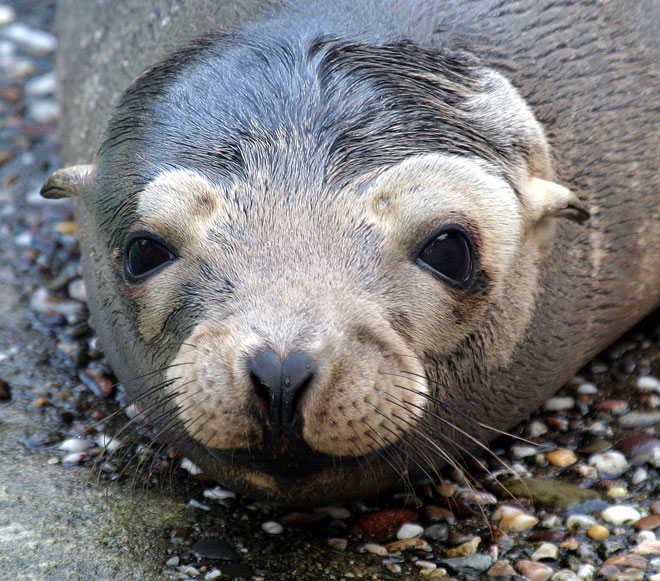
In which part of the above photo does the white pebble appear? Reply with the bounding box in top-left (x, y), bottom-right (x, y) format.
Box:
top-left (588, 450), bottom-right (629, 476)
top-left (164, 556), bottom-right (179, 567)
top-left (2, 23), bottom-right (57, 54)
top-left (576, 382), bottom-right (599, 395)
top-left (68, 279), bottom-right (87, 303)
top-left (62, 452), bottom-right (87, 465)
top-left (96, 434), bottom-right (121, 452)
top-left (188, 499), bottom-right (211, 511)
top-left (24, 71), bottom-right (56, 96)
top-left (637, 375), bottom-right (660, 393)
top-left (363, 543), bottom-right (388, 556)
top-left (4, 57), bottom-right (36, 79)
top-left (205, 569), bottom-right (223, 581)
top-left (577, 564), bottom-right (596, 580)
top-left (601, 505), bottom-right (641, 525)
top-left (527, 420), bottom-right (549, 438)
top-left (0, 5), bottom-right (16, 25)
top-left (531, 542), bottom-right (559, 561)
top-left (566, 514), bottom-right (598, 530)
top-left (632, 467), bottom-right (648, 484)
top-left (543, 396), bottom-right (575, 411)
top-left (262, 521), bottom-right (284, 535)
top-left (397, 523), bottom-right (424, 539)
top-left (14, 231), bottom-right (32, 247)
top-left (58, 438), bottom-right (92, 453)
top-left (180, 457), bottom-right (202, 475)
top-left (203, 486), bottom-right (236, 501)
top-left (511, 445), bottom-right (539, 458)
top-left (28, 99), bottom-right (60, 123)
top-left (637, 530), bottom-right (657, 543)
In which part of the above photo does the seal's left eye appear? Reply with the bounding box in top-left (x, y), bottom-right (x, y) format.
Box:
top-left (125, 237), bottom-right (175, 280)
top-left (416, 227), bottom-right (475, 288)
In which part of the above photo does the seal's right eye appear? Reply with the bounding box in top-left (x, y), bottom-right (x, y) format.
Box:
top-left (124, 235), bottom-right (176, 281)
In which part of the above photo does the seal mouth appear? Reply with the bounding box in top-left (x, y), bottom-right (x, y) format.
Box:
top-left (206, 439), bottom-right (374, 480)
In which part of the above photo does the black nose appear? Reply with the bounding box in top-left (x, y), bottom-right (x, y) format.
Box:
top-left (248, 349), bottom-right (316, 433)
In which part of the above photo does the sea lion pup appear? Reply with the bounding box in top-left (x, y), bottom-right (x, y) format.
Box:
top-left (43, 0), bottom-right (659, 505)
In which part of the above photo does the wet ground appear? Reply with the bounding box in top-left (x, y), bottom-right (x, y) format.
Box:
top-left (1, 1), bottom-right (659, 580)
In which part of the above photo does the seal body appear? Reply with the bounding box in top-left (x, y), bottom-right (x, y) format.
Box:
top-left (45, 0), bottom-right (659, 505)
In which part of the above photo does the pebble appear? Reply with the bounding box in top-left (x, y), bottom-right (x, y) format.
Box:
top-left (314, 506), bottom-right (351, 520)
top-left (261, 521), bottom-right (284, 535)
top-left (632, 541), bottom-right (660, 555)
top-left (0, 4), bottom-right (16, 25)
top-left (601, 506), bottom-right (642, 526)
top-left (618, 411), bottom-right (660, 428)
top-left (635, 515), bottom-right (660, 531)
top-left (67, 278), bottom-right (87, 303)
top-left (191, 538), bottom-right (239, 560)
top-left (532, 542), bottom-right (559, 561)
top-left (204, 570), bottom-right (223, 581)
top-left (567, 515), bottom-right (598, 530)
top-left (58, 437), bottom-right (92, 453)
top-left (385, 538), bottom-right (432, 553)
top-left (24, 71), bottom-right (56, 96)
top-left (547, 448), bottom-right (577, 467)
top-left (179, 458), bottom-right (202, 475)
top-left (62, 452), bottom-right (88, 465)
top-left (486, 560), bottom-right (516, 576)
top-left (516, 559), bottom-right (555, 581)
top-left (636, 375), bottom-right (660, 392)
top-left (587, 525), bottom-right (610, 539)
top-left (424, 523), bottom-right (449, 541)
top-left (2, 23), bottom-right (57, 54)
top-left (512, 444), bottom-right (539, 458)
top-left (188, 499), bottom-right (211, 511)
top-left (363, 543), bottom-right (388, 556)
top-left (632, 467), bottom-right (648, 485)
top-left (493, 505), bottom-right (539, 532)
top-left (396, 523), bottom-right (424, 539)
top-left (423, 505), bottom-right (455, 522)
top-left (164, 556), bottom-right (179, 567)
top-left (28, 99), bottom-right (59, 122)
top-left (203, 486), bottom-right (236, 501)
top-left (446, 536), bottom-right (480, 557)
top-left (577, 564), bottom-right (596, 580)
top-left (603, 554), bottom-right (648, 569)
top-left (551, 571), bottom-right (580, 581)
top-left (439, 553), bottom-right (493, 574)
top-left (577, 382), bottom-right (599, 395)
top-left (543, 396), bottom-right (575, 411)
top-left (588, 450), bottom-right (629, 478)
top-left (327, 538), bottom-right (348, 550)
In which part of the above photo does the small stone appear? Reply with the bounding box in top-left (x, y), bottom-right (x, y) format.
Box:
top-left (415, 560), bottom-right (437, 571)
top-left (516, 559), bottom-right (554, 581)
top-left (0, 4), bottom-right (16, 25)
top-left (424, 505), bottom-right (455, 522)
top-left (603, 553), bottom-right (648, 569)
top-left (636, 530), bottom-right (656, 543)
top-left (576, 564), bottom-right (596, 581)
top-left (606, 487), bottom-right (628, 499)
top-left (191, 538), bottom-right (240, 560)
top-left (439, 554), bottom-right (493, 574)
top-left (560, 538), bottom-right (579, 550)
top-left (595, 399), bottom-right (630, 415)
top-left (587, 525), bottom-right (610, 539)
top-left (486, 560), bottom-right (516, 576)
top-left (446, 536), bottom-right (480, 557)
top-left (261, 521), bottom-right (284, 535)
top-left (456, 489), bottom-right (497, 505)
top-left (619, 411), bottom-right (660, 429)
top-left (62, 452), bottom-right (88, 465)
top-left (180, 458), bottom-right (202, 475)
top-left (363, 543), bottom-right (388, 556)
top-left (527, 421), bottom-right (549, 438)
top-left (424, 524), bottom-right (449, 541)
top-left (551, 571), bottom-right (580, 581)
top-left (164, 556), bottom-right (179, 567)
top-left (632, 541), bottom-right (660, 555)
top-left (512, 445), bottom-right (539, 458)
top-left (577, 382), bottom-right (599, 395)
top-left (203, 486), bottom-right (236, 501)
top-left (547, 449), bottom-right (577, 467)
top-left (55, 220), bottom-right (77, 235)
top-left (566, 515), bottom-right (598, 530)
top-left (314, 506), bottom-right (351, 519)
top-left (397, 523), bottom-right (424, 539)
top-left (2, 23), bottom-right (57, 54)
top-left (588, 450), bottom-right (629, 478)
top-left (353, 508), bottom-right (417, 541)
top-left (653, 501), bottom-right (660, 515)
top-left (531, 542), bottom-right (559, 561)
top-left (28, 99), bottom-right (60, 123)
top-left (543, 396), bottom-right (575, 411)
top-left (24, 72), bottom-right (56, 96)
top-left (635, 515), bottom-right (660, 531)
top-left (493, 506), bottom-right (539, 532)
top-left (637, 376), bottom-right (660, 392)
top-left (601, 506), bottom-right (641, 525)
top-left (632, 467), bottom-right (648, 484)
top-left (188, 499), bottom-right (211, 511)
top-left (327, 538), bottom-right (348, 550)
top-left (58, 438), bottom-right (92, 453)
top-left (386, 538), bottom-right (432, 553)
top-left (177, 566), bottom-right (200, 577)
top-left (204, 570), bottom-right (223, 581)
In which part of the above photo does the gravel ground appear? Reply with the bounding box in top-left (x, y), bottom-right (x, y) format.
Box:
top-left (1, 2), bottom-right (659, 580)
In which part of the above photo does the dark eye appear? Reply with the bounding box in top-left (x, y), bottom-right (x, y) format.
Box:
top-left (416, 227), bottom-right (475, 287)
top-left (124, 235), bottom-right (175, 281)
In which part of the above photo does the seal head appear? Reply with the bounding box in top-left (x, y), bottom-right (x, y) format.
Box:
top-left (43, 24), bottom-right (587, 504)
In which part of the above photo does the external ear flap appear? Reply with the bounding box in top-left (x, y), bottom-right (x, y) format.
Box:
top-left (40, 164), bottom-right (94, 199)
top-left (526, 177), bottom-right (590, 224)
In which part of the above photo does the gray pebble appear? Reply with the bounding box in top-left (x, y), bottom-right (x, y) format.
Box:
top-left (543, 396), bottom-right (575, 411)
top-left (2, 22), bottom-right (57, 54)
top-left (28, 99), bottom-right (60, 123)
top-left (24, 71), bottom-right (56, 96)
top-left (618, 411), bottom-right (660, 428)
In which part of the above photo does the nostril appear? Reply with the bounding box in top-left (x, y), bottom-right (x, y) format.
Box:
top-left (247, 349), bottom-right (317, 432)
